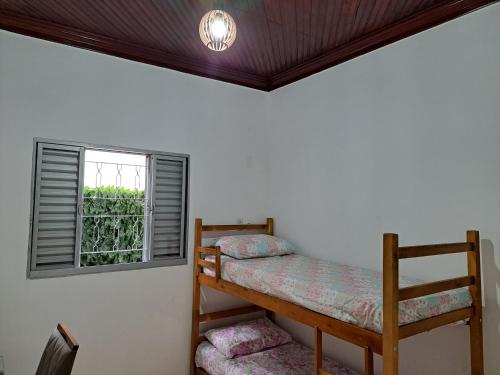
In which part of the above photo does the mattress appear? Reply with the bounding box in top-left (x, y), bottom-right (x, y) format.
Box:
top-left (195, 340), bottom-right (360, 375)
top-left (204, 254), bottom-right (472, 333)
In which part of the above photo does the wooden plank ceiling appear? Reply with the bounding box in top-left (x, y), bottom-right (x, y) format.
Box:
top-left (0, 0), bottom-right (497, 91)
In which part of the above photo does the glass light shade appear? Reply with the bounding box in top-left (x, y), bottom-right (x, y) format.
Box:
top-left (199, 10), bottom-right (237, 52)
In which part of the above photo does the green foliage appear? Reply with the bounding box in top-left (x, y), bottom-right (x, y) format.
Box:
top-left (81, 186), bottom-right (145, 267)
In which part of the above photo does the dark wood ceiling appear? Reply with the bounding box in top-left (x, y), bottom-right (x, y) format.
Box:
top-left (0, 0), bottom-right (497, 91)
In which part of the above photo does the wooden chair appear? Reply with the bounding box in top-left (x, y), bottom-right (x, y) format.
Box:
top-left (35, 323), bottom-right (79, 375)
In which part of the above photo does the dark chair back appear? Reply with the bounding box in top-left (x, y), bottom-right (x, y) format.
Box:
top-left (35, 323), bottom-right (79, 375)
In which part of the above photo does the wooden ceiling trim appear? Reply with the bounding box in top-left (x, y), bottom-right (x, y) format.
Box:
top-left (270, 0), bottom-right (498, 90)
top-left (0, 9), bottom-right (270, 91)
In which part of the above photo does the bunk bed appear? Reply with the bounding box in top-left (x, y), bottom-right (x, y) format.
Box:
top-left (190, 218), bottom-right (484, 375)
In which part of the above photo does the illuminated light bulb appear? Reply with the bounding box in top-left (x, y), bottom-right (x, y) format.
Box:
top-left (211, 19), bottom-right (228, 39)
top-left (199, 10), bottom-right (237, 52)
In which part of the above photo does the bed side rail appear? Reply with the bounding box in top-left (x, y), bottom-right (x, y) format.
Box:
top-left (395, 231), bottom-right (480, 306)
top-left (382, 230), bottom-right (484, 375)
top-left (199, 305), bottom-right (266, 322)
top-left (196, 246), bottom-right (222, 281)
top-left (201, 217), bottom-right (273, 234)
top-left (398, 241), bottom-right (473, 259)
top-left (398, 275), bottom-right (474, 301)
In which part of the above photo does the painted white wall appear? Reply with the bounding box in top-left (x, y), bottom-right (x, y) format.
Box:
top-left (0, 31), bottom-right (269, 375)
top-left (2, 3), bottom-right (500, 375)
top-left (265, 3), bottom-right (500, 375)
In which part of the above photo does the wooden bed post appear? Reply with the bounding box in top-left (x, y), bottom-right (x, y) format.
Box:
top-left (383, 233), bottom-right (399, 375)
top-left (190, 218), bottom-right (203, 375)
top-left (466, 230), bottom-right (484, 375)
top-left (266, 217), bottom-right (274, 235)
top-left (315, 327), bottom-right (322, 375)
top-left (265, 219), bottom-right (277, 322)
top-left (364, 347), bottom-right (374, 375)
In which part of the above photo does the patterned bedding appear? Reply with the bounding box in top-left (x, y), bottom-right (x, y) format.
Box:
top-left (204, 254), bottom-right (472, 333)
top-left (195, 340), bottom-right (360, 375)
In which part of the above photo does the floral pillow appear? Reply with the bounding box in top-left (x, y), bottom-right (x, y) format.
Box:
top-left (204, 317), bottom-right (292, 358)
top-left (215, 234), bottom-right (295, 259)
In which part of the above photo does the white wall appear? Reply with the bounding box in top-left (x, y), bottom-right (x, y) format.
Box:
top-left (0, 31), bottom-right (269, 375)
top-left (266, 4), bottom-right (500, 375)
top-left (2, 3), bottom-right (500, 374)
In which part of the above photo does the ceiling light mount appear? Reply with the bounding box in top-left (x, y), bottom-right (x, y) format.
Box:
top-left (199, 10), bottom-right (236, 52)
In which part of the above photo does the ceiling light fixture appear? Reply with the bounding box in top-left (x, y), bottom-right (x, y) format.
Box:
top-left (199, 10), bottom-right (237, 52)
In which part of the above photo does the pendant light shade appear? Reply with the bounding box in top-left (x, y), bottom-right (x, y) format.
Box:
top-left (199, 10), bottom-right (237, 52)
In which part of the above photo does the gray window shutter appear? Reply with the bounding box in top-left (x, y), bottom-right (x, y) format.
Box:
top-left (149, 155), bottom-right (188, 261)
top-left (29, 142), bottom-right (84, 275)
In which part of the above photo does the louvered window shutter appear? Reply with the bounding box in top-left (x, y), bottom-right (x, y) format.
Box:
top-left (29, 143), bottom-right (84, 276)
top-left (149, 155), bottom-right (188, 261)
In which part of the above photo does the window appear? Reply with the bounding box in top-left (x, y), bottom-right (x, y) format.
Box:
top-left (27, 139), bottom-right (189, 278)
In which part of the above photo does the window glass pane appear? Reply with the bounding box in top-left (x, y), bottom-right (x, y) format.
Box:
top-left (81, 150), bottom-right (147, 267)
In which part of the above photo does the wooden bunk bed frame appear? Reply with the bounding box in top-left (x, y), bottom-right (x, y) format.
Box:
top-left (190, 218), bottom-right (484, 375)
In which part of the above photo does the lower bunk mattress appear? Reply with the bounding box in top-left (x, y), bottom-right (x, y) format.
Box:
top-left (195, 340), bottom-right (360, 375)
top-left (204, 254), bottom-right (472, 333)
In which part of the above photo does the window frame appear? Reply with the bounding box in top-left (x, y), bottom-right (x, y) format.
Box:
top-left (27, 138), bottom-right (190, 279)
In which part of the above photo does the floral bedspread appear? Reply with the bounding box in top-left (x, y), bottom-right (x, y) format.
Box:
top-left (204, 254), bottom-right (472, 333)
top-left (195, 341), bottom-right (360, 375)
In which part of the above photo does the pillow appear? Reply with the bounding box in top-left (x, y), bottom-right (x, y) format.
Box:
top-left (204, 317), bottom-right (292, 358)
top-left (215, 234), bottom-right (295, 259)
